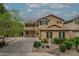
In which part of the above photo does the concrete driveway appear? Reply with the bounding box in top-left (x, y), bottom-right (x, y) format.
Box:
top-left (0, 37), bottom-right (36, 56)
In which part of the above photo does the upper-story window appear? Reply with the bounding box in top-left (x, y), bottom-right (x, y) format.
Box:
top-left (25, 24), bottom-right (35, 27)
top-left (57, 21), bottom-right (62, 24)
top-left (39, 19), bottom-right (48, 25)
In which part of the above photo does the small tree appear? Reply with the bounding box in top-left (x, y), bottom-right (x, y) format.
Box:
top-left (33, 41), bottom-right (41, 49)
top-left (59, 43), bottom-right (66, 52)
top-left (41, 38), bottom-right (48, 43)
top-left (41, 38), bottom-right (49, 48)
top-left (0, 3), bottom-right (7, 14)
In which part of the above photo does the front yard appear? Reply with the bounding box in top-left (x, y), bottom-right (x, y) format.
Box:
top-left (32, 43), bottom-right (79, 56)
top-left (32, 37), bottom-right (79, 56)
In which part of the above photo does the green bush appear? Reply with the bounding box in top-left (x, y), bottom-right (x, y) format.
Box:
top-left (53, 37), bottom-right (64, 44)
top-left (59, 43), bottom-right (66, 52)
top-left (73, 37), bottom-right (79, 50)
top-left (33, 40), bottom-right (41, 49)
top-left (63, 40), bottom-right (73, 50)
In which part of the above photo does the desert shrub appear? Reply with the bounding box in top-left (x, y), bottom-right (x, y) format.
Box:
top-left (53, 37), bottom-right (64, 44)
top-left (46, 45), bottom-right (50, 48)
top-left (41, 45), bottom-right (45, 48)
top-left (41, 38), bottom-right (48, 43)
top-left (63, 40), bottom-right (73, 50)
top-left (33, 40), bottom-right (41, 49)
top-left (59, 43), bottom-right (66, 52)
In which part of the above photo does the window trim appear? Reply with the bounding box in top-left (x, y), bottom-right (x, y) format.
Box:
top-left (59, 31), bottom-right (65, 39)
top-left (39, 19), bottom-right (48, 25)
top-left (57, 21), bottom-right (62, 24)
top-left (46, 31), bottom-right (52, 38)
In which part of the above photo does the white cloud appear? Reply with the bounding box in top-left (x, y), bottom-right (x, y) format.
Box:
top-left (26, 3), bottom-right (40, 8)
top-left (29, 9), bottom-right (50, 19)
top-left (26, 3), bottom-right (71, 9)
top-left (39, 9), bottom-right (61, 15)
top-left (27, 8), bottom-right (32, 12)
top-left (33, 9), bottom-right (50, 17)
top-left (40, 9), bottom-right (49, 13)
top-left (72, 11), bottom-right (79, 15)
top-left (62, 11), bottom-right (79, 19)
top-left (51, 4), bottom-right (70, 8)
top-left (70, 11), bottom-right (79, 17)
top-left (29, 8), bottom-right (62, 20)
top-left (53, 11), bottom-right (61, 14)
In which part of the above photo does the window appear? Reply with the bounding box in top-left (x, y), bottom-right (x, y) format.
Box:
top-left (46, 32), bottom-right (52, 38)
top-left (59, 31), bottom-right (65, 39)
top-left (25, 24), bottom-right (35, 27)
top-left (26, 31), bottom-right (29, 35)
top-left (39, 19), bottom-right (48, 25)
top-left (25, 24), bottom-right (28, 27)
top-left (57, 21), bottom-right (62, 23)
top-left (45, 21), bottom-right (48, 25)
top-left (40, 21), bottom-right (42, 25)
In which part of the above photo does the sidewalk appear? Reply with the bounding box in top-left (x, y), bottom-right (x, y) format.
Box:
top-left (30, 53), bottom-right (55, 56)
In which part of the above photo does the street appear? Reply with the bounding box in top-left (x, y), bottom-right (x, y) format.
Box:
top-left (0, 37), bottom-right (36, 56)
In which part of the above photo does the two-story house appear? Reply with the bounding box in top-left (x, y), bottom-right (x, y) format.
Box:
top-left (23, 15), bottom-right (79, 39)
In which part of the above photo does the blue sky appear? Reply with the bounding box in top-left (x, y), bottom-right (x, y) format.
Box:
top-left (4, 3), bottom-right (79, 21)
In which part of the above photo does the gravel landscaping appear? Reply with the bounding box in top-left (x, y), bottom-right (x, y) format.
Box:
top-left (32, 44), bottom-right (79, 56)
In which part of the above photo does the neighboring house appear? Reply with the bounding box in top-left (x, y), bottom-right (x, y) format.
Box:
top-left (23, 15), bottom-right (79, 39)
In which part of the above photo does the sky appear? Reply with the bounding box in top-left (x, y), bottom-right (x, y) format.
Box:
top-left (4, 3), bottom-right (79, 21)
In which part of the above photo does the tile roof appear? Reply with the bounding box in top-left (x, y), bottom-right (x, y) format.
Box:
top-left (64, 16), bottom-right (79, 24)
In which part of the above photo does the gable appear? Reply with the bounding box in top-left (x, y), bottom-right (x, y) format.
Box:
top-left (44, 15), bottom-right (64, 26)
top-left (37, 15), bottom-right (64, 22)
top-left (44, 15), bottom-right (64, 21)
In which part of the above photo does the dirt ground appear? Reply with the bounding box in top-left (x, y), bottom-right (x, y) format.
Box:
top-left (32, 44), bottom-right (79, 56)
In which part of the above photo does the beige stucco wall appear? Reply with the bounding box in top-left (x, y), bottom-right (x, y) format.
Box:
top-left (40, 31), bottom-right (61, 39)
top-left (40, 31), bottom-right (46, 39)
top-left (40, 30), bottom-right (72, 39)
top-left (64, 31), bottom-right (70, 39)
top-left (72, 31), bottom-right (79, 37)
top-left (46, 16), bottom-right (64, 27)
